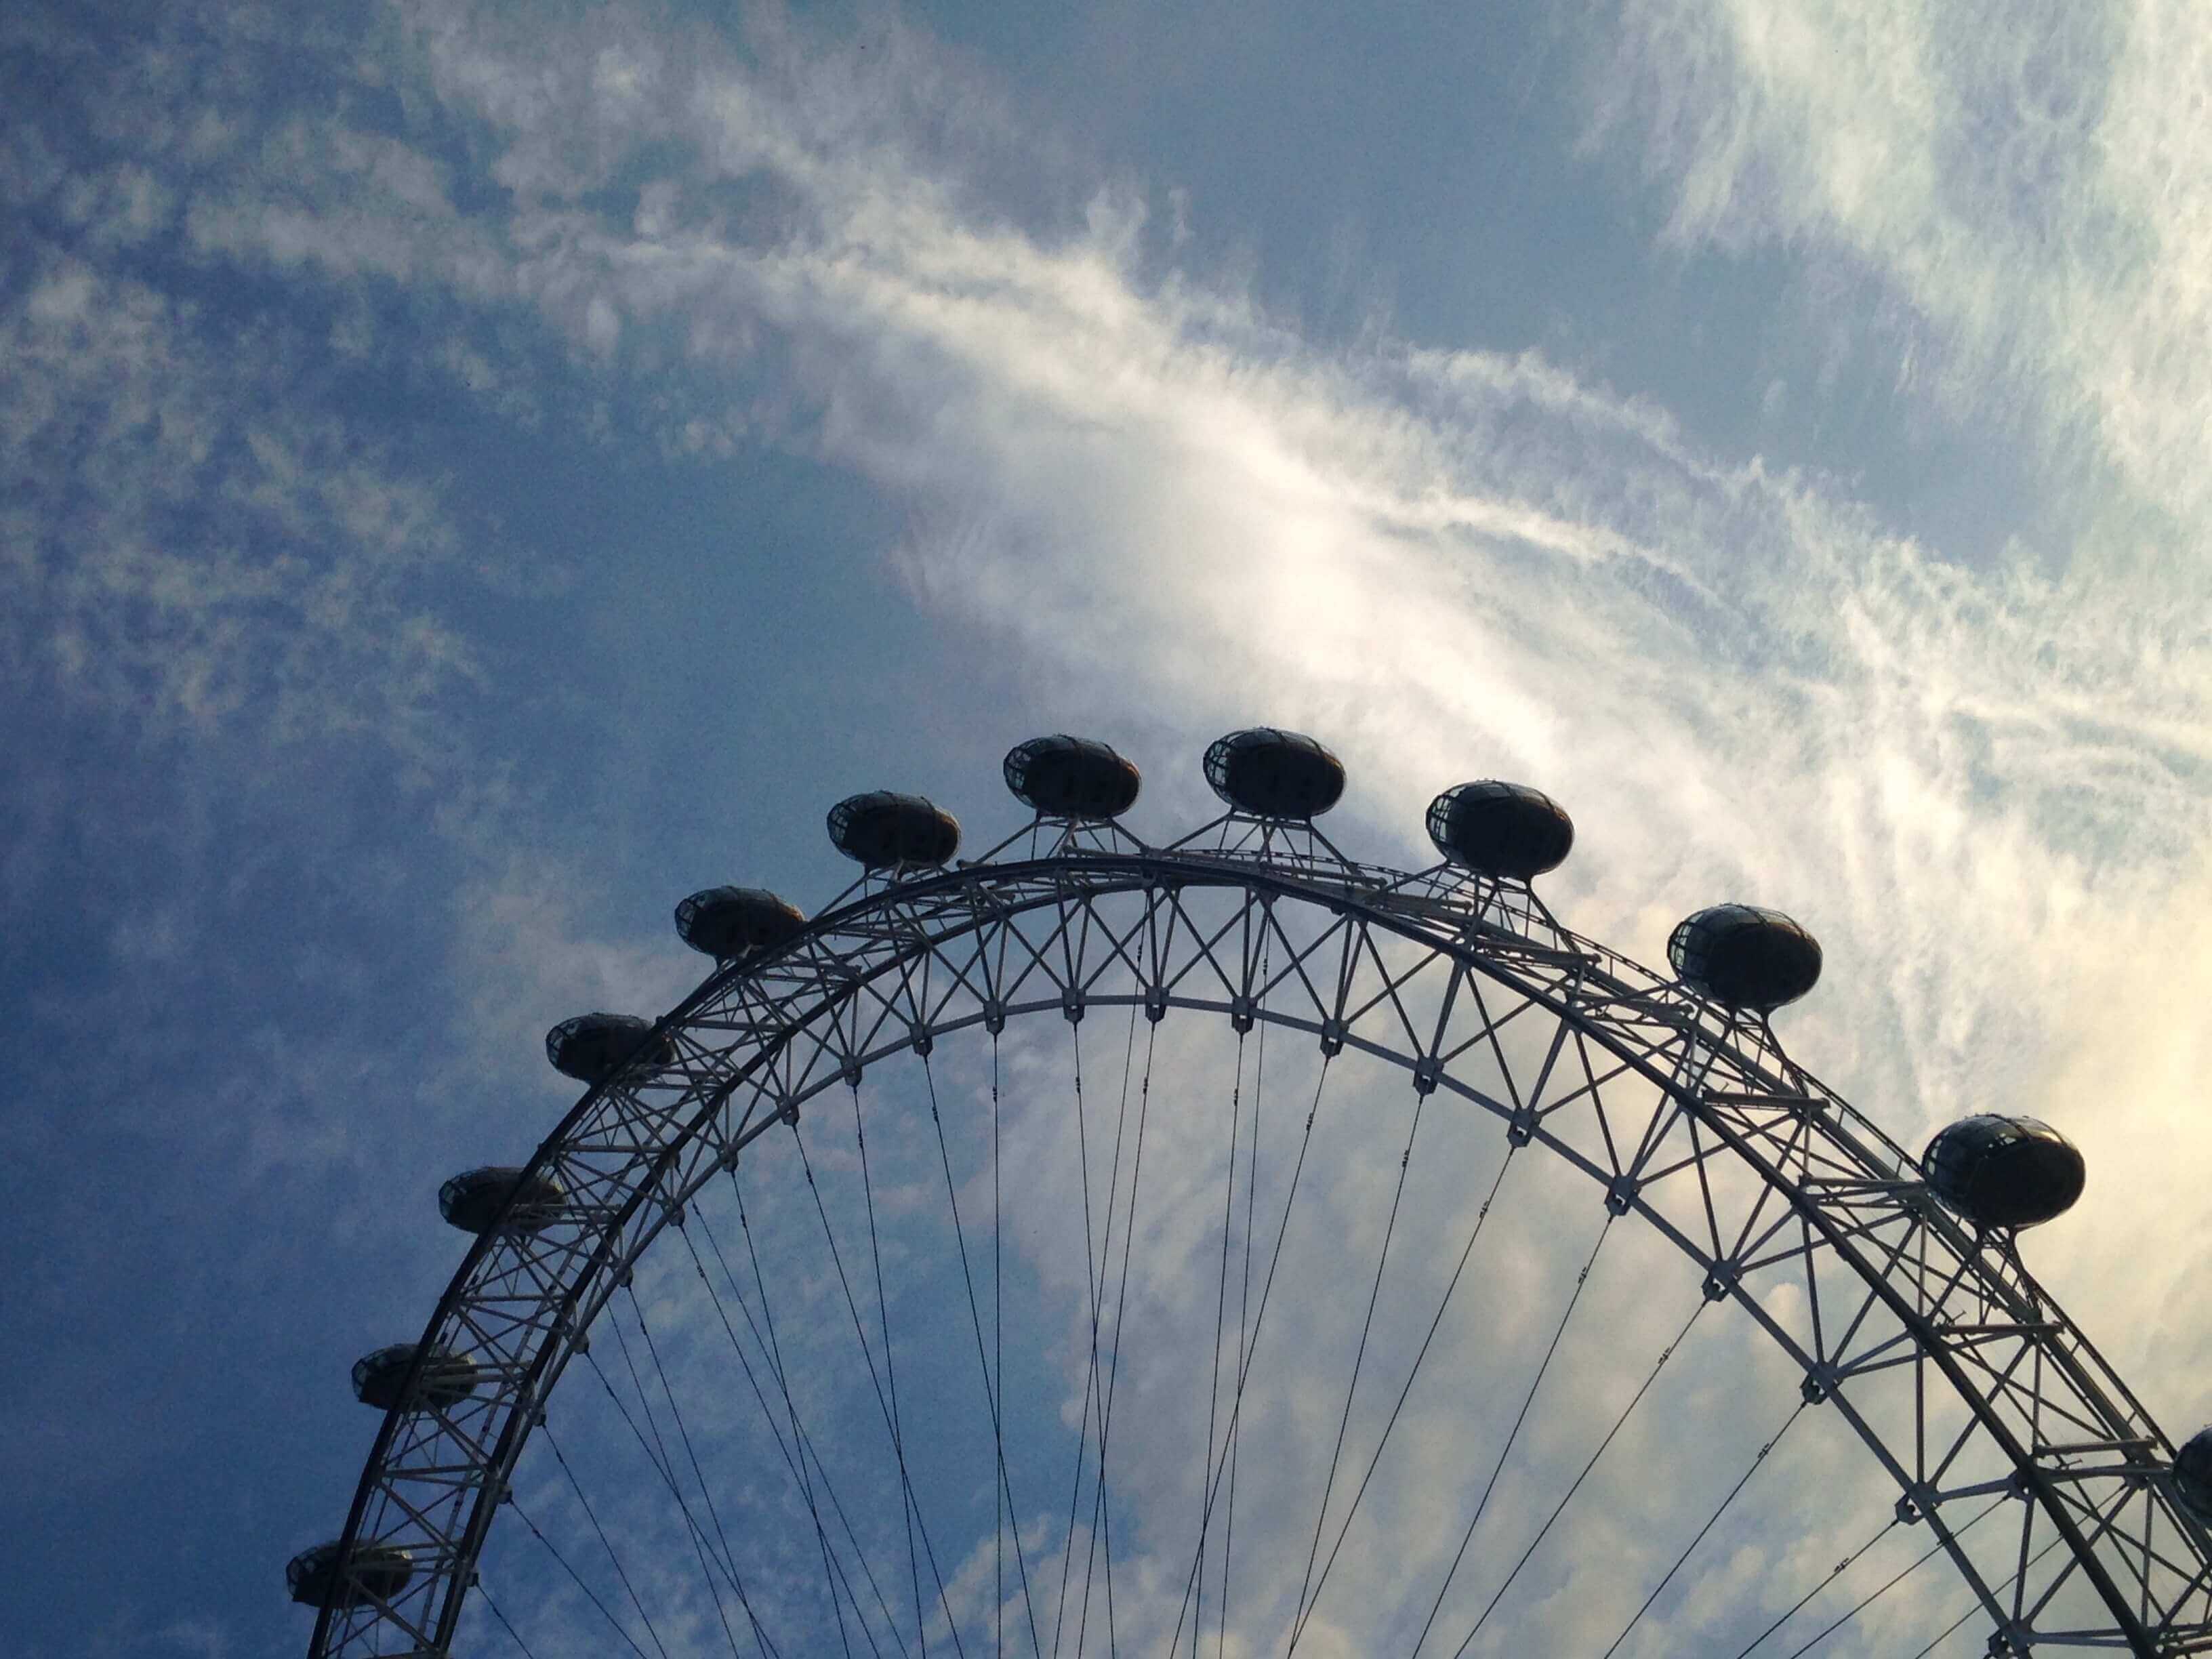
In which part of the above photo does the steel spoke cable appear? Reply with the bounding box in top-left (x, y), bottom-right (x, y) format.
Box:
top-left (1404, 1212), bottom-right (1618, 1659)
top-left (1448, 1296), bottom-right (1712, 1659)
top-left (581, 1344), bottom-right (683, 1499)
top-left (679, 1218), bottom-right (897, 1654)
top-left (1596, 1400), bottom-right (1809, 1659)
top-left (1218, 972), bottom-right (1269, 1659)
top-left (480, 1580), bottom-right (541, 1659)
top-left (1906, 1524), bottom-right (2070, 1659)
top-left (583, 1335), bottom-right (747, 1659)
top-left (581, 1330), bottom-right (785, 1646)
top-left (604, 1301), bottom-right (746, 1638)
top-left (1190, 1019), bottom-right (1254, 1659)
top-left (726, 1170), bottom-right (861, 1659)
top-left (792, 1114), bottom-right (969, 1658)
top-left (994, 1034), bottom-right (1009, 1659)
top-left (630, 1280), bottom-right (782, 1659)
top-left (1163, 1054), bottom-right (1336, 1659)
top-left (1069, 983), bottom-right (1148, 1659)
top-left (1776, 1494), bottom-right (2006, 1659)
top-left (1081, 998), bottom-right (1163, 1659)
top-left (607, 1305), bottom-right (679, 1504)
top-left (1286, 1142), bottom-right (1522, 1658)
top-left (687, 1203), bottom-right (901, 1647)
top-left (921, 1047), bottom-right (1045, 1659)
top-left (1050, 1018), bottom-right (1109, 1658)
top-left (511, 1490), bottom-right (654, 1659)
top-left (543, 1420), bottom-right (675, 1659)
top-left (1287, 1081), bottom-right (1430, 1640)
top-left (850, 1082), bottom-right (932, 1658)
top-left (1731, 1513), bottom-right (1900, 1659)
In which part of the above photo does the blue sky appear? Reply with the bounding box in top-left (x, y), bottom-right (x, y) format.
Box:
top-left (5, 1), bottom-right (2210, 1654)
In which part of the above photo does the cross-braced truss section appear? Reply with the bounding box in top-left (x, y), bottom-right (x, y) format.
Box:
top-left (310, 840), bottom-right (2212, 1658)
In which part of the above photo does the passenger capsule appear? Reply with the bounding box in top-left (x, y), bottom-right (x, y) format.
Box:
top-left (1426, 781), bottom-right (1574, 879)
top-left (827, 791), bottom-right (961, 869)
top-left (1666, 905), bottom-right (1822, 1012)
top-left (675, 886), bottom-right (805, 960)
top-left (286, 1540), bottom-right (415, 1609)
top-left (545, 1012), bottom-right (672, 1084)
top-left (1003, 735), bottom-right (1143, 820)
top-left (351, 1343), bottom-right (483, 1413)
top-left (1203, 728), bottom-right (1345, 819)
top-left (438, 1166), bottom-right (568, 1236)
top-left (2173, 1427), bottom-right (2212, 1524)
top-left (1920, 1115), bottom-right (2085, 1230)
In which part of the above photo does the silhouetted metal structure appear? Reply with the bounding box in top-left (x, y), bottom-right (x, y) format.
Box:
top-left (544, 1012), bottom-right (670, 1084)
top-left (1203, 726), bottom-right (1345, 819)
top-left (1003, 733), bottom-right (1143, 819)
top-left (293, 730), bottom-right (2206, 1659)
top-left (827, 790), bottom-right (960, 869)
top-left (350, 1345), bottom-right (480, 1414)
top-left (1923, 1115), bottom-right (2087, 1231)
top-left (434, 1166), bottom-right (566, 1236)
top-left (1427, 780), bottom-right (1575, 879)
top-left (1667, 903), bottom-right (1824, 1012)
top-left (673, 884), bottom-right (805, 960)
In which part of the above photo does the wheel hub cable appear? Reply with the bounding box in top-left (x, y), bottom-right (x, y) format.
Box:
top-left (1906, 1520), bottom-right (2070, 1659)
top-left (1191, 1020), bottom-right (1255, 1657)
top-left (478, 1579), bottom-right (541, 1659)
top-left (592, 1318), bottom-right (747, 1659)
top-left (509, 1488), bottom-right (653, 1659)
top-left (628, 1282), bottom-right (781, 1658)
top-left (1286, 1141), bottom-right (1522, 1655)
top-left (1406, 1212), bottom-right (1617, 1659)
top-left (1448, 1296), bottom-right (1711, 1658)
top-left (792, 1115), bottom-right (968, 1658)
top-left (922, 1046), bottom-right (1046, 1659)
top-left (1776, 1493), bottom-right (2005, 1659)
top-left (849, 1082), bottom-right (939, 1658)
top-left (1597, 1399), bottom-right (1809, 1659)
top-left (1070, 983), bottom-right (1154, 1658)
top-left (1163, 1054), bottom-right (1336, 1657)
top-left (679, 1213), bottom-right (895, 1651)
top-left (723, 1172), bottom-right (865, 1659)
top-left (541, 1421), bottom-right (674, 1659)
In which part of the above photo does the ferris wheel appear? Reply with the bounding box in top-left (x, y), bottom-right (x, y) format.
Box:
top-left (287, 729), bottom-right (2212, 1658)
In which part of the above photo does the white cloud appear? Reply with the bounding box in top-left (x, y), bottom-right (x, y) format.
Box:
top-left (0, 246), bottom-right (483, 758)
top-left (12, 1), bottom-right (2208, 1649)
top-left (1580, 0), bottom-right (2212, 551)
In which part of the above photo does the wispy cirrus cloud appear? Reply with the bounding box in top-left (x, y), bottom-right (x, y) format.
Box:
top-left (8, 1), bottom-right (2209, 1652)
top-left (1579, 0), bottom-right (2212, 549)
top-left (60, 0), bottom-right (2200, 1397)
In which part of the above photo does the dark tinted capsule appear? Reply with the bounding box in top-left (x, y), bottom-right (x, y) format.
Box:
top-left (285, 1541), bottom-right (415, 1610)
top-left (1667, 905), bottom-right (1822, 1012)
top-left (2174, 1427), bottom-right (2212, 1523)
top-left (544, 1012), bottom-right (671, 1084)
top-left (827, 791), bottom-right (961, 869)
top-left (1425, 781), bottom-right (1574, 879)
top-left (1203, 728), bottom-right (1345, 819)
top-left (437, 1166), bottom-right (568, 1236)
top-left (674, 886), bottom-right (805, 960)
top-left (1920, 1115), bottom-right (2085, 1230)
top-left (350, 1343), bottom-right (483, 1413)
top-left (1003, 735), bottom-right (1142, 820)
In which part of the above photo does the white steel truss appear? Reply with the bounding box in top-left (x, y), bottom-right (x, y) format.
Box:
top-left (306, 825), bottom-right (2212, 1658)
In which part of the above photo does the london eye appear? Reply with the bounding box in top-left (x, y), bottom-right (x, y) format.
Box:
top-left (288, 729), bottom-right (2212, 1657)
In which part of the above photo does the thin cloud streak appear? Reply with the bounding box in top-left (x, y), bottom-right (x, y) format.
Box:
top-left (160, 0), bottom-right (2210, 1403)
top-left (1580, 0), bottom-right (2212, 554)
top-left (8, 2), bottom-right (2209, 1651)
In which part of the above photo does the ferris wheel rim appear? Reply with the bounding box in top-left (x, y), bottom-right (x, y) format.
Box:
top-left (306, 839), bottom-right (2203, 1659)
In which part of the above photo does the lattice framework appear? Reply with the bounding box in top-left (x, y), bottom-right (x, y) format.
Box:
top-left (308, 826), bottom-right (2212, 1658)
